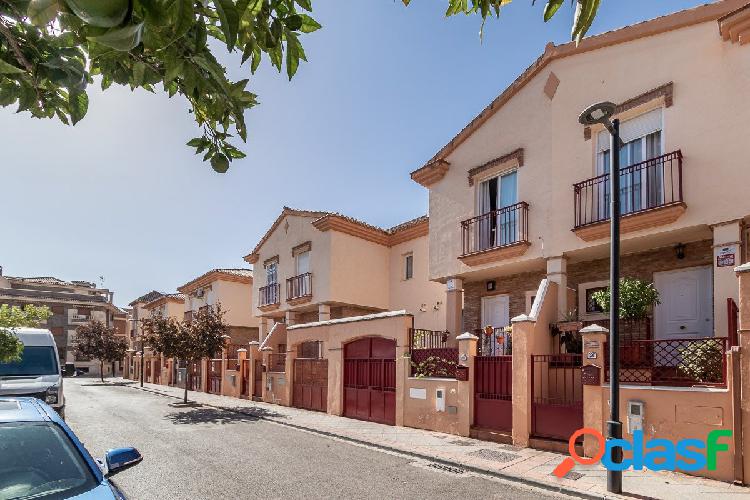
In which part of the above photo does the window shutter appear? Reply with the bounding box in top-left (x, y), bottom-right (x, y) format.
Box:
top-left (597, 108), bottom-right (662, 151)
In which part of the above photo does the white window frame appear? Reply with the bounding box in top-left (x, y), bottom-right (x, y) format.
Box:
top-left (295, 250), bottom-right (310, 276)
top-left (578, 280), bottom-right (609, 322)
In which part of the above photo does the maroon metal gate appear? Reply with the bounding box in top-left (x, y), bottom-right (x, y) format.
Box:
top-left (207, 359), bottom-right (222, 394)
top-left (531, 354), bottom-right (583, 442)
top-left (474, 355), bottom-right (513, 432)
top-left (344, 337), bottom-right (396, 425)
top-left (253, 360), bottom-right (263, 398)
top-left (293, 358), bottom-right (328, 412)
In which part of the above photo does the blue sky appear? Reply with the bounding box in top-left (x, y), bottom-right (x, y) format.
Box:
top-left (0, 0), bottom-right (707, 306)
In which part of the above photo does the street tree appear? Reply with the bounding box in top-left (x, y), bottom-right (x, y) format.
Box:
top-left (0, 1), bottom-right (597, 172)
top-left (0, 303), bottom-right (51, 362)
top-left (74, 320), bottom-right (128, 382)
top-left (142, 304), bottom-right (227, 404)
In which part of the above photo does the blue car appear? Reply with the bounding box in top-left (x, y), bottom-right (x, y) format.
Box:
top-left (0, 397), bottom-right (142, 499)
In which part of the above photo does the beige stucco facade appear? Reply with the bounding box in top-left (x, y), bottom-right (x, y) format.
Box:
top-left (244, 208), bottom-right (445, 333)
top-left (415, 0), bottom-right (750, 336)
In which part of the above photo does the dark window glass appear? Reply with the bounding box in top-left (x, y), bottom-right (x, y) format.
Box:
top-left (0, 346), bottom-right (58, 376)
top-left (0, 422), bottom-right (98, 499)
top-left (405, 255), bottom-right (414, 280)
top-left (586, 287), bottom-right (607, 314)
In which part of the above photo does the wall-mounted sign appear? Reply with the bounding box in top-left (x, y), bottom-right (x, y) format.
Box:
top-left (486, 280), bottom-right (496, 292)
top-left (716, 246), bottom-right (736, 268)
top-left (446, 279), bottom-right (456, 291)
top-left (459, 353), bottom-right (468, 362)
top-left (584, 340), bottom-right (600, 349)
top-left (587, 351), bottom-right (597, 359)
top-left (409, 388), bottom-right (427, 400)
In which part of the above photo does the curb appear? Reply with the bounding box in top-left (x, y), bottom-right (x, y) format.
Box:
top-left (127, 384), bottom-right (609, 500)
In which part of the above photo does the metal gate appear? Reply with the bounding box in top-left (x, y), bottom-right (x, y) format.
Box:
top-left (253, 360), bottom-right (263, 398)
top-left (293, 358), bottom-right (328, 412)
top-left (188, 360), bottom-right (202, 391)
top-left (474, 355), bottom-right (513, 432)
top-left (241, 359), bottom-right (250, 398)
top-left (531, 354), bottom-right (583, 441)
top-left (207, 359), bottom-right (222, 394)
top-left (145, 359), bottom-right (152, 382)
top-left (343, 337), bottom-right (396, 425)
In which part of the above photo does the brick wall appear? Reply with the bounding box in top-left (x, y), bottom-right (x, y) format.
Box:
top-left (463, 270), bottom-right (547, 333)
top-left (567, 239), bottom-right (712, 289)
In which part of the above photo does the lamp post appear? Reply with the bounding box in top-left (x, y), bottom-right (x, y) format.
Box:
top-left (579, 101), bottom-right (623, 494)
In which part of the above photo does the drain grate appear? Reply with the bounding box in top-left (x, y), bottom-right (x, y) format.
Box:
top-left (467, 448), bottom-right (519, 463)
top-left (448, 439), bottom-right (475, 447)
top-left (561, 471), bottom-right (584, 481)
top-left (425, 462), bottom-right (467, 475)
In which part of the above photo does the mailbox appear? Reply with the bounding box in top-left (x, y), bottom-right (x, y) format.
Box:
top-left (581, 364), bottom-right (600, 386)
top-left (455, 365), bottom-right (469, 381)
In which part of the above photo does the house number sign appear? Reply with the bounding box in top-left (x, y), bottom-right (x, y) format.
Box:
top-left (587, 351), bottom-right (597, 359)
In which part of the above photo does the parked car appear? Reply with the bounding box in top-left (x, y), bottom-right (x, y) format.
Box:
top-left (0, 397), bottom-right (141, 499)
top-left (0, 328), bottom-right (65, 418)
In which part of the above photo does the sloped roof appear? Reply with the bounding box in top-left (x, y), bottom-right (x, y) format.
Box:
top-left (7, 276), bottom-right (96, 288)
top-left (143, 293), bottom-right (185, 310)
top-left (128, 290), bottom-right (164, 306)
top-left (177, 268), bottom-right (253, 294)
top-left (411, 0), bottom-right (746, 187)
top-left (244, 208), bottom-right (430, 263)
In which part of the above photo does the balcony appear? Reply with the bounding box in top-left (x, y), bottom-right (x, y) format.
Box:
top-left (286, 273), bottom-right (312, 305)
top-left (70, 314), bottom-right (89, 324)
top-left (258, 283), bottom-right (280, 311)
top-left (573, 150), bottom-right (685, 241)
top-left (459, 201), bottom-right (530, 266)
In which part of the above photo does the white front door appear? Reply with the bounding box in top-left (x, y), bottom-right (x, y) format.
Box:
top-left (654, 267), bottom-right (713, 340)
top-left (481, 295), bottom-right (510, 329)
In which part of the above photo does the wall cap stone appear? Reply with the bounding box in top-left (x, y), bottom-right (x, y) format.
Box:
top-left (248, 341), bottom-right (260, 345)
top-left (260, 347), bottom-right (273, 351)
top-left (580, 323), bottom-right (609, 334)
top-left (734, 262), bottom-right (750, 273)
top-left (456, 332), bottom-right (478, 340)
top-left (236, 348), bottom-right (247, 352)
top-left (511, 314), bottom-right (535, 323)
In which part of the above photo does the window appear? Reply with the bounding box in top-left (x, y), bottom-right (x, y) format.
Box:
top-left (404, 254), bottom-right (414, 280)
top-left (0, 346), bottom-right (58, 376)
top-left (266, 262), bottom-right (278, 285)
top-left (597, 108), bottom-right (664, 215)
top-left (0, 422), bottom-right (99, 499)
top-left (476, 170), bottom-right (518, 249)
top-left (296, 250), bottom-right (310, 276)
top-left (585, 287), bottom-right (606, 314)
top-left (578, 280), bottom-right (609, 321)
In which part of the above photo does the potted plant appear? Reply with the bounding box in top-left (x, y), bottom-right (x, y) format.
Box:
top-left (590, 277), bottom-right (660, 365)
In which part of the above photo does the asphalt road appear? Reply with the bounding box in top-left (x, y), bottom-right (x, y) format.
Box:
top-left (64, 378), bottom-right (567, 499)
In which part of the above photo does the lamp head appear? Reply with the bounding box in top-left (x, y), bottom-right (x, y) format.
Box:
top-left (578, 101), bottom-right (617, 126)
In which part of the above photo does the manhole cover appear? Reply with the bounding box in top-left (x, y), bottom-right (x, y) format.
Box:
top-left (561, 471), bottom-right (583, 481)
top-left (467, 448), bottom-right (519, 463)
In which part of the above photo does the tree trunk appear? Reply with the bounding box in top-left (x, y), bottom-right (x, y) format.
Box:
top-left (184, 360), bottom-right (190, 404)
top-left (100, 360), bottom-right (104, 383)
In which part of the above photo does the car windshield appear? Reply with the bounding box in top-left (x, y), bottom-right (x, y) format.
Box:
top-left (0, 347), bottom-right (58, 377)
top-left (0, 422), bottom-right (99, 500)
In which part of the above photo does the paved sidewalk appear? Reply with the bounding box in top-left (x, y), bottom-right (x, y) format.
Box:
top-left (121, 379), bottom-right (746, 500)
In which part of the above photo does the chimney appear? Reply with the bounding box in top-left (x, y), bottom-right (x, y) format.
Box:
top-left (0, 266), bottom-right (3, 276)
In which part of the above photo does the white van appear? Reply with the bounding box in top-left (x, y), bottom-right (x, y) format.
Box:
top-left (0, 328), bottom-right (64, 418)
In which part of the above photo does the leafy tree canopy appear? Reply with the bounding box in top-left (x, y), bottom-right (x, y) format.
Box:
top-left (0, 0), bottom-right (598, 172)
top-left (74, 320), bottom-right (128, 381)
top-left (0, 303), bottom-right (51, 362)
top-left (142, 304), bottom-right (228, 402)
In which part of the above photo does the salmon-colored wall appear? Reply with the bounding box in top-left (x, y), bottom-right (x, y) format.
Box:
top-left (427, 20), bottom-right (750, 282)
top-left (402, 378), bottom-right (464, 435)
top-left (211, 280), bottom-right (258, 328)
top-left (389, 236), bottom-right (445, 330)
top-left (328, 231), bottom-right (390, 309)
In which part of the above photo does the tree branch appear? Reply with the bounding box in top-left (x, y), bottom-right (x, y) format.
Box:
top-left (0, 20), bottom-right (34, 74)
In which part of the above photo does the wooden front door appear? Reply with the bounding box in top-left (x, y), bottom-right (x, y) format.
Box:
top-left (292, 358), bottom-right (328, 412)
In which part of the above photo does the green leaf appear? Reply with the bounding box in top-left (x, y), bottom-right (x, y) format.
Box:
top-left (132, 61), bottom-right (145, 87)
top-left (27, 0), bottom-right (59, 27)
top-left (214, 0), bottom-right (240, 51)
top-left (543, 0), bottom-right (563, 22)
top-left (210, 153), bottom-right (229, 173)
top-left (68, 90), bottom-right (88, 125)
top-left (186, 137), bottom-right (203, 147)
top-left (0, 60), bottom-right (25, 75)
top-left (284, 15), bottom-right (303, 31)
top-left (285, 30), bottom-right (301, 80)
top-left (172, 0), bottom-right (194, 40)
top-left (298, 14), bottom-right (321, 33)
top-left (88, 23), bottom-right (144, 51)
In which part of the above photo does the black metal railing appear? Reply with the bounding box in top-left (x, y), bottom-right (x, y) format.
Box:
top-left (286, 273), bottom-right (312, 301)
top-left (573, 150), bottom-right (683, 228)
top-left (461, 202), bottom-right (529, 256)
top-left (258, 283), bottom-right (280, 307)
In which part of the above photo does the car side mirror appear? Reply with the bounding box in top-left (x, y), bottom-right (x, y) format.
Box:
top-left (105, 447), bottom-right (142, 476)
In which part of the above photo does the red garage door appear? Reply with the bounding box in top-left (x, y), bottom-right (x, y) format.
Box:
top-left (343, 337), bottom-right (396, 425)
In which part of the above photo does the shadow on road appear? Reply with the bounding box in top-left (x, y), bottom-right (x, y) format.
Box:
top-left (78, 381), bottom-right (136, 387)
top-left (164, 406), bottom-right (284, 426)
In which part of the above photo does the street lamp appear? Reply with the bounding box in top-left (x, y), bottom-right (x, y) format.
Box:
top-left (579, 101), bottom-right (623, 495)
